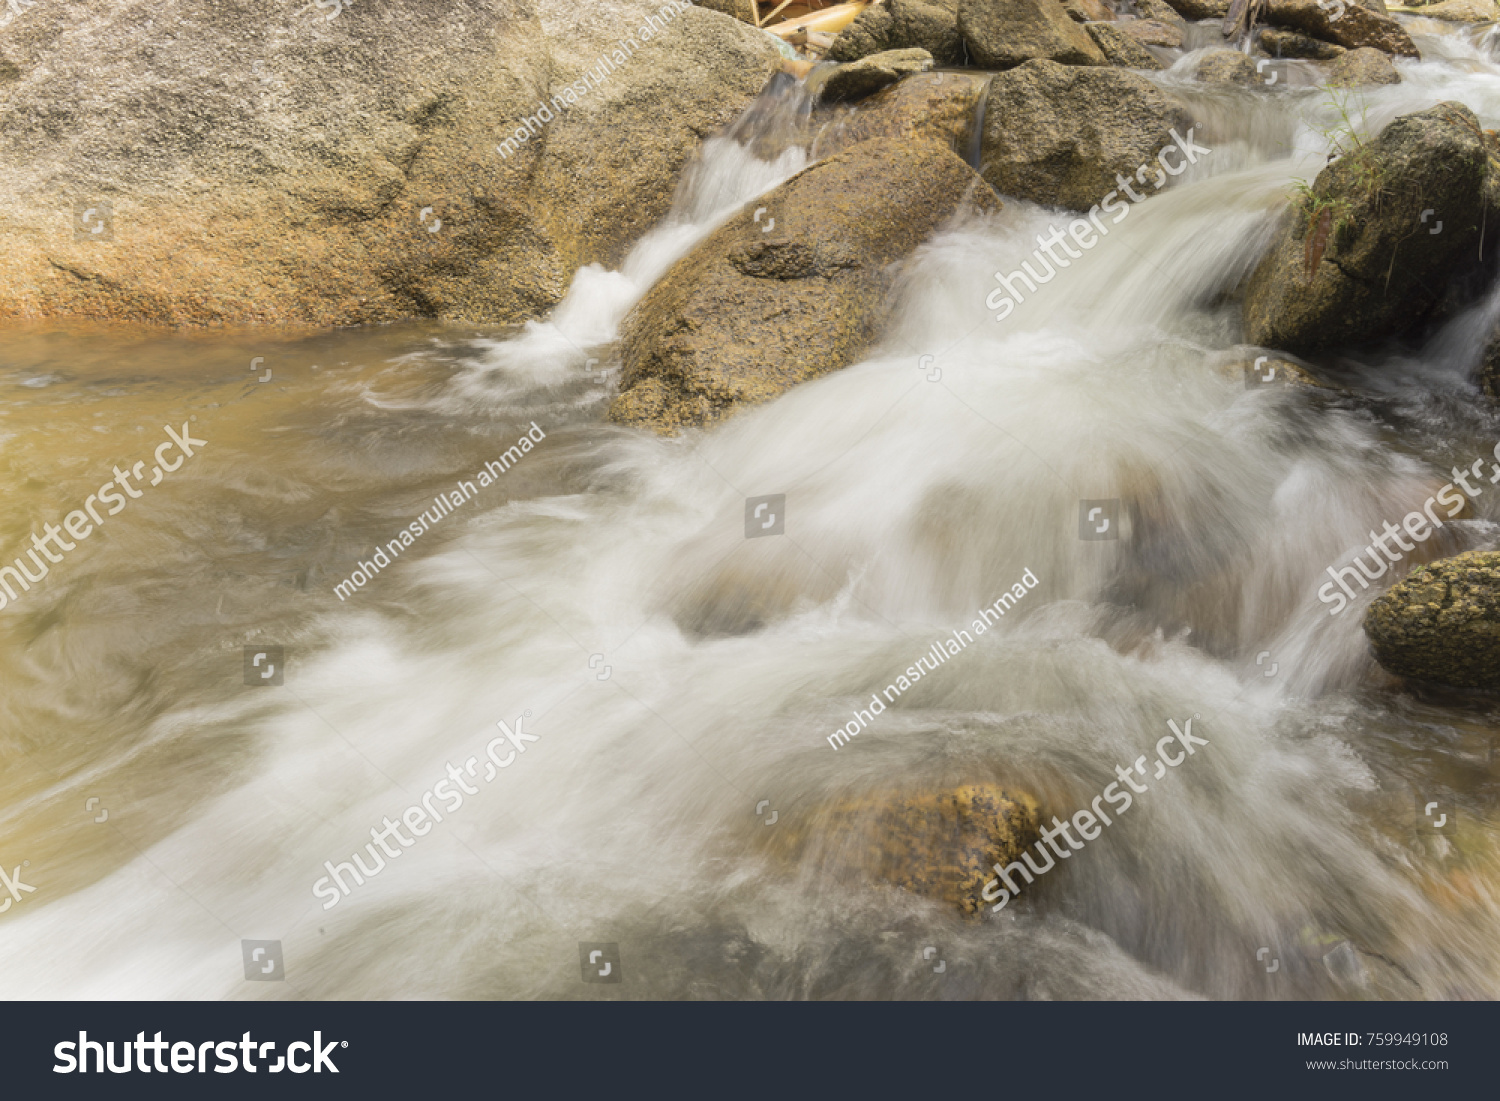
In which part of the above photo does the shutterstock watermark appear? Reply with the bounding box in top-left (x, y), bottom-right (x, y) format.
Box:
top-left (980, 716), bottom-right (1208, 911)
top-left (312, 710), bottom-right (542, 909)
top-left (0, 422), bottom-right (205, 613)
top-left (0, 859), bottom-right (36, 913)
top-left (1316, 441), bottom-right (1500, 615)
top-left (498, 1), bottom-right (691, 161)
top-left (987, 129), bottom-right (1212, 322)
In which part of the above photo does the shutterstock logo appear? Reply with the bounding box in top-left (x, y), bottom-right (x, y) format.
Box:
top-left (55, 1031), bottom-right (345, 1074)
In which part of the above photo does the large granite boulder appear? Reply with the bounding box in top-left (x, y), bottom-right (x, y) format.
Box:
top-left (610, 137), bottom-right (999, 433)
top-left (1243, 103), bottom-right (1499, 354)
top-left (1264, 0), bottom-right (1420, 56)
top-left (979, 60), bottom-right (1196, 210)
top-left (1365, 551), bottom-right (1500, 688)
top-left (0, 0), bottom-right (781, 327)
top-left (958, 0), bottom-right (1109, 66)
top-left (829, 0), bottom-right (967, 64)
top-left (814, 71), bottom-right (992, 159)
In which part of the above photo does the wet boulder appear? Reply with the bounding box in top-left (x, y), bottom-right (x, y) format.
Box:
top-left (958, 0), bottom-right (1109, 67)
top-left (814, 71), bottom-right (992, 159)
top-left (1119, 18), bottom-right (1186, 45)
top-left (1243, 103), bottom-right (1498, 354)
top-left (829, 0), bottom-right (967, 64)
top-left (1328, 45), bottom-right (1402, 84)
top-left (1258, 27), bottom-right (1347, 58)
top-left (1264, 0), bottom-right (1420, 57)
top-left (1195, 46), bottom-right (1263, 83)
top-left (1087, 22), bottom-right (1168, 67)
top-left (818, 47), bottom-right (935, 102)
top-left (762, 784), bottom-right (1044, 916)
top-left (979, 60), bottom-right (1197, 210)
top-left (1365, 551), bottom-right (1500, 688)
top-left (610, 137), bottom-right (999, 433)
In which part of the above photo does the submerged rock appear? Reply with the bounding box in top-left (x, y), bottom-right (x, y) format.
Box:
top-left (610, 137), bottom-right (998, 433)
top-left (763, 783), bottom-right (1044, 916)
top-left (0, 0), bottom-right (782, 327)
top-left (1222, 354), bottom-right (1331, 388)
top-left (979, 60), bottom-right (1196, 210)
top-left (1195, 46), bottom-right (1263, 83)
top-left (958, 0), bottom-right (1109, 67)
top-left (819, 47), bottom-right (935, 102)
top-left (1087, 21), bottom-right (1168, 67)
top-left (1243, 103), bottom-right (1498, 354)
top-left (1258, 27), bottom-right (1347, 58)
top-left (1365, 551), bottom-right (1500, 688)
top-left (814, 71), bottom-right (992, 159)
top-left (1327, 45), bottom-right (1403, 84)
top-left (829, 0), bottom-right (967, 64)
top-left (1264, 0), bottom-right (1420, 56)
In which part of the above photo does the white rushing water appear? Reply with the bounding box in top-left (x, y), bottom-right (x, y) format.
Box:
top-left (6, 36), bottom-right (1500, 1000)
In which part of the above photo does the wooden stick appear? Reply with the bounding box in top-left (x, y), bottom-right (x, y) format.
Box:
top-left (765, 0), bottom-right (873, 38)
top-left (758, 0), bottom-right (799, 27)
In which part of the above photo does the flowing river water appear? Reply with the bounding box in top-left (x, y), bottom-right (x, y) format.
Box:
top-left (3, 25), bottom-right (1500, 1000)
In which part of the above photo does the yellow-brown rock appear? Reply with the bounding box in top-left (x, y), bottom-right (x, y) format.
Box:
top-left (764, 783), bottom-right (1044, 916)
top-left (0, 1), bottom-right (782, 328)
top-left (813, 71), bottom-right (991, 159)
top-left (610, 136), bottom-right (999, 433)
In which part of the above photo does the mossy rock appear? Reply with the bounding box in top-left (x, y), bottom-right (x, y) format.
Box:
top-left (1365, 551), bottom-right (1500, 688)
top-left (1243, 103), bottom-right (1499, 355)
